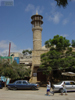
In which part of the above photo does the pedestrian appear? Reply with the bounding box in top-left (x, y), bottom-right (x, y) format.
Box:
top-left (61, 82), bottom-right (67, 95)
top-left (46, 81), bottom-right (50, 96)
top-left (46, 81), bottom-right (54, 96)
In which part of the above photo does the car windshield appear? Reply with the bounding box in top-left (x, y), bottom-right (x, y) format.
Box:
top-left (56, 81), bottom-right (63, 85)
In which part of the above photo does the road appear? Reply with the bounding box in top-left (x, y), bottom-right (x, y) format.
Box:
top-left (0, 87), bottom-right (75, 100)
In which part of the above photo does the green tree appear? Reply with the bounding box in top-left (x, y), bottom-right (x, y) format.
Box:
top-left (45, 35), bottom-right (70, 52)
top-left (55, 0), bottom-right (72, 7)
top-left (2, 67), bottom-right (15, 79)
top-left (40, 35), bottom-right (75, 81)
top-left (22, 50), bottom-right (32, 55)
top-left (55, 0), bottom-right (68, 7)
top-left (12, 61), bottom-right (31, 79)
top-left (45, 39), bottom-right (51, 49)
top-left (72, 40), bottom-right (75, 48)
top-left (0, 60), bottom-right (31, 80)
top-left (40, 50), bottom-right (62, 75)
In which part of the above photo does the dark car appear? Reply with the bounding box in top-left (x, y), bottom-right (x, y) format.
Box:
top-left (0, 81), bottom-right (3, 89)
top-left (7, 80), bottom-right (39, 90)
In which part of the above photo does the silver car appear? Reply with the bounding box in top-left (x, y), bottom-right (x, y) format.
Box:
top-left (53, 80), bottom-right (75, 92)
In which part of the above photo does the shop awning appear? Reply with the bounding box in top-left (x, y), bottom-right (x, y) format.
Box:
top-left (62, 72), bottom-right (75, 76)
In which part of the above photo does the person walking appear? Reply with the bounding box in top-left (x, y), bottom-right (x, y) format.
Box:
top-left (49, 81), bottom-right (54, 95)
top-left (46, 81), bottom-right (54, 96)
top-left (61, 82), bottom-right (67, 95)
top-left (46, 81), bottom-right (50, 95)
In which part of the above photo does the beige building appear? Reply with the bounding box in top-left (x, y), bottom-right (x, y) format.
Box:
top-left (10, 52), bottom-right (23, 62)
top-left (10, 52), bottom-right (32, 67)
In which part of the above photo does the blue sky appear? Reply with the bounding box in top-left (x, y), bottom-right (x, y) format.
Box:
top-left (0, 0), bottom-right (75, 56)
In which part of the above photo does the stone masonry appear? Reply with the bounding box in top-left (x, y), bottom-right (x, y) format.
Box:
top-left (30, 13), bottom-right (48, 83)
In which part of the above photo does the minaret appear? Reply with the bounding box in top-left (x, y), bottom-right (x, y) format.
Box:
top-left (30, 13), bottom-right (47, 83)
top-left (31, 12), bottom-right (43, 50)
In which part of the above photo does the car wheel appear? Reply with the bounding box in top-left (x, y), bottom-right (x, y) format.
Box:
top-left (32, 86), bottom-right (36, 90)
top-left (7, 86), bottom-right (11, 90)
top-left (59, 88), bottom-right (63, 93)
top-left (13, 87), bottom-right (17, 90)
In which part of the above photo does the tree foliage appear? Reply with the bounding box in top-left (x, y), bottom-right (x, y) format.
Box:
top-left (22, 50), bottom-right (32, 55)
top-left (40, 35), bottom-right (75, 80)
top-left (0, 60), bottom-right (31, 80)
top-left (45, 35), bottom-right (70, 52)
top-left (40, 50), bottom-right (62, 75)
top-left (55, 0), bottom-right (70, 7)
top-left (72, 40), bottom-right (75, 48)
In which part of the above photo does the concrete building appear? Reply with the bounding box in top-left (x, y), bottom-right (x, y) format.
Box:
top-left (10, 52), bottom-right (23, 62)
top-left (10, 52), bottom-right (32, 67)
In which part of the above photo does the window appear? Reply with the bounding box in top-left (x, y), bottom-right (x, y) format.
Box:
top-left (65, 82), bottom-right (70, 85)
top-left (70, 82), bottom-right (75, 85)
top-left (23, 81), bottom-right (27, 84)
top-left (16, 81), bottom-right (21, 84)
top-left (57, 81), bottom-right (62, 85)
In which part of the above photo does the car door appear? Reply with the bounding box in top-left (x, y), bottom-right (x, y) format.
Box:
top-left (22, 81), bottom-right (29, 89)
top-left (65, 82), bottom-right (73, 91)
top-left (15, 81), bottom-right (22, 89)
top-left (70, 81), bottom-right (75, 91)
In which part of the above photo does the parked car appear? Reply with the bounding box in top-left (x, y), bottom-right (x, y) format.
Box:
top-left (53, 80), bottom-right (75, 93)
top-left (0, 81), bottom-right (3, 89)
top-left (7, 80), bottom-right (39, 90)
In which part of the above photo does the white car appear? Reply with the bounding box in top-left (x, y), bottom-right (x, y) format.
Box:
top-left (53, 80), bottom-right (75, 93)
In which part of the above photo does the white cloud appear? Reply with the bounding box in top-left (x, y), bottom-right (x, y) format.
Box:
top-left (60, 34), bottom-right (69, 37)
top-left (25, 4), bottom-right (35, 12)
top-left (46, 2), bottom-right (63, 24)
top-left (0, 40), bottom-right (9, 49)
top-left (11, 49), bottom-right (23, 54)
top-left (62, 13), bottom-right (72, 25)
top-left (25, 4), bottom-right (44, 14)
top-left (50, 2), bottom-right (56, 12)
top-left (46, 12), bottom-right (63, 24)
top-left (0, 40), bottom-right (16, 50)
top-left (36, 6), bottom-right (44, 14)
top-left (0, 40), bottom-right (20, 56)
top-left (0, 40), bottom-right (32, 56)
top-left (63, 18), bottom-right (69, 25)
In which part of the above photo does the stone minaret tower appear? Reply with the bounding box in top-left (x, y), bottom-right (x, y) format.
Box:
top-left (30, 13), bottom-right (47, 83)
top-left (31, 12), bottom-right (43, 50)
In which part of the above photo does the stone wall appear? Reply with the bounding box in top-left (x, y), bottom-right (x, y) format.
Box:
top-left (32, 27), bottom-right (42, 50)
top-left (32, 50), bottom-right (48, 65)
top-left (30, 49), bottom-right (48, 83)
